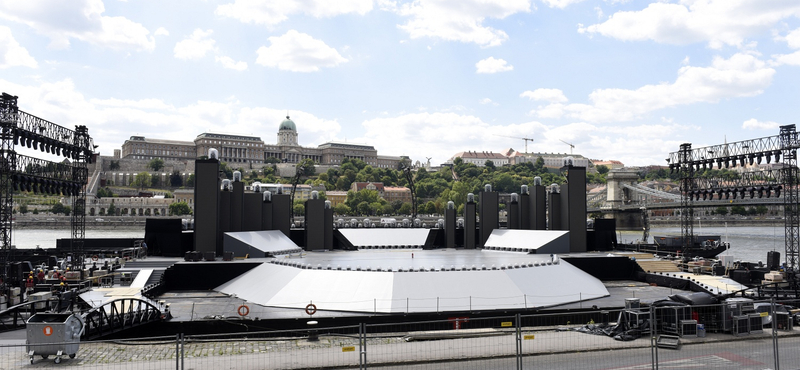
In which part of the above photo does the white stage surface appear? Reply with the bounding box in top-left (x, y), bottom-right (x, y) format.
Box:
top-left (337, 228), bottom-right (432, 248)
top-left (216, 249), bottom-right (609, 314)
top-left (223, 230), bottom-right (302, 257)
top-left (483, 229), bottom-right (569, 254)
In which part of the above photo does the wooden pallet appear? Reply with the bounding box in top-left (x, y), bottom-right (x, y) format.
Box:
top-left (637, 260), bottom-right (680, 273)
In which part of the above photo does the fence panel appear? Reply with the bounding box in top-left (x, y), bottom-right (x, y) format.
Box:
top-left (1, 337), bottom-right (180, 370)
top-left (179, 324), bottom-right (362, 370)
top-left (777, 298), bottom-right (800, 370)
top-left (364, 316), bottom-right (519, 369)
top-left (519, 310), bottom-right (653, 369)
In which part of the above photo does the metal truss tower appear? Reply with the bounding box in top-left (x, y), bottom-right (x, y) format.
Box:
top-left (71, 125), bottom-right (91, 271)
top-left (0, 93), bottom-right (17, 289)
top-left (780, 125), bottom-right (799, 270)
top-left (679, 143), bottom-right (694, 252)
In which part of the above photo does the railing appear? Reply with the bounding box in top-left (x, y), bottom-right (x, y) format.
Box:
top-left (82, 298), bottom-right (165, 340)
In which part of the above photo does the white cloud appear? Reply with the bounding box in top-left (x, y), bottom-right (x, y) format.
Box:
top-left (174, 29), bottom-right (216, 60)
top-left (785, 27), bottom-right (800, 49)
top-left (255, 30), bottom-right (347, 72)
top-left (0, 26), bottom-right (37, 69)
top-left (475, 57), bottom-right (513, 74)
top-left (579, 0), bottom-right (800, 49)
top-left (480, 98), bottom-right (499, 106)
top-left (154, 27), bottom-right (169, 37)
top-left (541, 0), bottom-right (586, 9)
top-left (520, 88), bottom-right (568, 103)
top-left (216, 55), bottom-right (248, 71)
top-left (772, 50), bottom-right (800, 66)
top-left (216, 0), bottom-right (373, 26)
top-left (395, 0), bottom-right (531, 47)
top-left (742, 118), bottom-right (781, 130)
top-left (1, 77), bottom-right (340, 156)
top-left (0, 0), bottom-right (155, 51)
top-left (358, 111), bottom-right (687, 166)
top-left (531, 54), bottom-right (775, 123)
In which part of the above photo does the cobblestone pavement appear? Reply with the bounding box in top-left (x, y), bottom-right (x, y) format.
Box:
top-left (0, 329), bottom-right (798, 369)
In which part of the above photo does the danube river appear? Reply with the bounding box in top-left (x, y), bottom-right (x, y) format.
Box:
top-left (618, 225), bottom-right (786, 265)
top-left (7, 225), bottom-right (792, 265)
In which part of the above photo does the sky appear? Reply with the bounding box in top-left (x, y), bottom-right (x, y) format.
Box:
top-left (1, 0), bottom-right (800, 168)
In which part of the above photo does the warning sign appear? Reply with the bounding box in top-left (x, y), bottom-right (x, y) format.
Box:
top-left (501, 322), bottom-right (512, 327)
top-left (523, 335), bottom-right (535, 340)
top-left (43, 326), bottom-right (53, 336)
top-left (342, 346), bottom-right (356, 352)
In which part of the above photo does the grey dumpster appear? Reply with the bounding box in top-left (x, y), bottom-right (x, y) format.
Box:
top-left (26, 313), bottom-right (84, 364)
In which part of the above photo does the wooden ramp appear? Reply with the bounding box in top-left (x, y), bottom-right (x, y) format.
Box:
top-left (637, 260), bottom-right (680, 273)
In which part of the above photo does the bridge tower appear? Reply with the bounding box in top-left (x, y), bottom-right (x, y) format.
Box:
top-left (606, 169), bottom-right (639, 208)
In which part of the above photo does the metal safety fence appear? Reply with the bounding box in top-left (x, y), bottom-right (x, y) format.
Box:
top-left (0, 298), bottom-right (799, 369)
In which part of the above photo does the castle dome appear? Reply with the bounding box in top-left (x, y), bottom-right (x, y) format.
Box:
top-left (279, 116), bottom-right (296, 131)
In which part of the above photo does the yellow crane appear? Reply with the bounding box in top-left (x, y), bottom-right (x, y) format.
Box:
top-left (494, 135), bottom-right (534, 153)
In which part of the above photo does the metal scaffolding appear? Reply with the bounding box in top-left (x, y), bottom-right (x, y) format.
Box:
top-left (668, 125), bottom-right (800, 270)
top-left (0, 92), bottom-right (95, 287)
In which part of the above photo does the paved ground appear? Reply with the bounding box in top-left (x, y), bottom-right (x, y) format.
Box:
top-left (1, 325), bottom-right (799, 369)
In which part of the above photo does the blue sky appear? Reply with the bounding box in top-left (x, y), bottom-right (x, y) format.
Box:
top-left (2, 0), bottom-right (799, 167)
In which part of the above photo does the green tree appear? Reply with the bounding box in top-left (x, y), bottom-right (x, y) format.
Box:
top-left (107, 202), bottom-right (117, 216)
top-left (148, 158), bottom-right (165, 172)
top-left (18, 204), bottom-right (28, 214)
top-left (294, 203), bottom-right (305, 216)
top-left (131, 172), bottom-right (152, 191)
top-left (755, 205), bottom-right (769, 215)
top-left (424, 201), bottom-right (436, 215)
top-left (186, 174), bottom-right (195, 187)
top-left (731, 205), bottom-right (747, 216)
top-left (169, 202), bottom-right (192, 216)
top-left (96, 187), bottom-right (114, 198)
top-left (109, 160), bottom-right (120, 170)
top-left (32, 209), bottom-right (39, 215)
top-left (596, 165), bottom-right (610, 174)
top-left (357, 201), bottom-right (370, 215)
top-left (333, 203), bottom-right (350, 215)
top-left (151, 175), bottom-right (160, 187)
top-left (170, 170), bottom-right (183, 187)
top-left (265, 156), bottom-right (281, 164)
top-left (714, 206), bottom-right (728, 216)
top-left (398, 202), bottom-right (413, 215)
top-left (51, 203), bottom-right (71, 215)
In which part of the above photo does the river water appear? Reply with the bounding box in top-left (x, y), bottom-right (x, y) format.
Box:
top-left (7, 225), bottom-right (791, 265)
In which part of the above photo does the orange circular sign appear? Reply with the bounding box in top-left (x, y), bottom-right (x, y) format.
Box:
top-left (43, 326), bottom-right (53, 336)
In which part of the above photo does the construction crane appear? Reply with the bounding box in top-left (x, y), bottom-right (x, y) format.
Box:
top-left (494, 135), bottom-right (534, 153)
top-left (560, 139), bottom-right (575, 154)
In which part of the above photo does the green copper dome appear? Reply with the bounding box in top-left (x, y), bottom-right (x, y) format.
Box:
top-left (279, 116), bottom-right (296, 131)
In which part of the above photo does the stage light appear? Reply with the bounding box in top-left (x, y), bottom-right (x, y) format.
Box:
top-left (749, 187), bottom-right (755, 199)
top-left (739, 155), bottom-right (746, 167)
top-left (716, 159), bottom-right (723, 168)
top-left (774, 150), bottom-right (781, 162)
top-left (766, 152), bottom-right (772, 163)
top-left (725, 157), bottom-right (731, 168)
top-left (725, 189), bottom-right (731, 199)
top-left (757, 153), bottom-right (763, 164)
top-left (775, 186), bottom-right (782, 198)
top-left (758, 187), bottom-right (764, 198)
top-left (748, 154), bottom-right (755, 166)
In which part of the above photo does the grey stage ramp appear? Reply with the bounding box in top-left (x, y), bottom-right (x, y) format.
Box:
top-left (223, 230), bottom-right (302, 257)
top-left (483, 229), bottom-right (569, 254)
top-left (215, 249), bottom-right (609, 314)
top-left (337, 228), bottom-right (434, 249)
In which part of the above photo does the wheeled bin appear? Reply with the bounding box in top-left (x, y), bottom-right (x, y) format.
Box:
top-left (25, 313), bottom-right (84, 364)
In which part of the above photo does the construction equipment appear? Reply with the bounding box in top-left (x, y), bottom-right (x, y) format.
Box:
top-left (560, 139), bottom-right (575, 154)
top-left (495, 135), bottom-right (534, 153)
